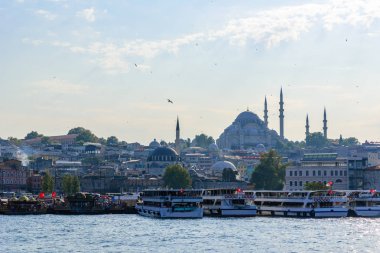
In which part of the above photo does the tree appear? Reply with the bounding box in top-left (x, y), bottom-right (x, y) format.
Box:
top-left (68, 127), bottom-right (98, 143)
top-left (42, 172), bottom-right (54, 193)
top-left (62, 174), bottom-right (80, 195)
top-left (8, 137), bottom-right (21, 146)
top-left (25, 131), bottom-right (43, 140)
top-left (222, 168), bottom-right (237, 182)
top-left (250, 149), bottom-right (287, 190)
top-left (192, 134), bottom-right (215, 149)
top-left (304, 182), bottom-right (328, 191)
top-left (41, 136), bottom-right (51, 145)
top-left (339, 137), bottom-right (359, 146)
top-left (306, 132), bottom-right (329, 148)
top-left (163, 164), bottom-right (192, 189)
top-left (106, 136), bottom-right (119, 146)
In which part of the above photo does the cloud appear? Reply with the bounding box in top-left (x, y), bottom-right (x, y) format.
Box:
top-left (76, 7), bottom-right (96, 22)
top-left (35, 79), bottom-right (88, 94)
top-left (25, 0), bottom-right (380, 73)
top-left (34, 9), bottom-right (57, 20)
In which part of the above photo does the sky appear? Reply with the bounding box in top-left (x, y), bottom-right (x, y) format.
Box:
top-left (1, 0), bottom-right (380, 145)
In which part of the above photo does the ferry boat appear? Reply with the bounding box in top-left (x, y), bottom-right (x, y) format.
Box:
top-left (347, 190), bottom-right (380, 217)
top-left (135, 189), bottom-right (203, 218)
top-left (202, 188), bottom-right (256, 217)
top-left (52, 192), bottom-right (111, 215)
top-left (1, 196), bottom-right (48, 215)
top-left (247, 190), bottom-right (349, 218)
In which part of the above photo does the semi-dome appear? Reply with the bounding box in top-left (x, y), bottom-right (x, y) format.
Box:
top-left (149, 138), bottom-right (161, 149)
top-left (211, 161), bottom-right (237, 174)
top-left (147, 147), bottom-right (179, 162)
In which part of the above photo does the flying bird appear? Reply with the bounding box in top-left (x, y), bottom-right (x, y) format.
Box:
top-left (167, 99), bottom-right (173, 104)
top-left (134, 63), bottom-right (138, 67)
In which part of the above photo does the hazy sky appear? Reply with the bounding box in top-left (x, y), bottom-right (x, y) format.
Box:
top-left (1, 0), bottom-right (380, 144)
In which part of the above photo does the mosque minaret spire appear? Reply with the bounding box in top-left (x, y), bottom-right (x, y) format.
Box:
top-left (279, 87), bottom-right (284, 139)
top-left (323, 108), bottom-right (328, 139)
top-left (264, 96), bottom-right (268, 127)
top-left (305, 114), bottom-right (310, 139)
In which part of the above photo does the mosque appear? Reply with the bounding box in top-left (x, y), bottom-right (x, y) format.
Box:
top-left (216, 88), bottom-right (329, 150)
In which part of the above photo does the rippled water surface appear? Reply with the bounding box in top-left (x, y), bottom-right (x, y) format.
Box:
top-left (1, 215), bottom-right (380, 252)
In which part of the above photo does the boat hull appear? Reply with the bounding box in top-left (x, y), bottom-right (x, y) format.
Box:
top-left (136, 205), bottom-right (203, 219)
top-left (352, 207), bottom-right (380, 217)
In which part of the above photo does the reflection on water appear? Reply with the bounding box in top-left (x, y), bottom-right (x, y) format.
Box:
top-left (1, 215), bottom-right (380, 253)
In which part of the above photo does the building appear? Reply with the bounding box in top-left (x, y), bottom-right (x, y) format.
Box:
top-left (285, 153), bottom-right (349, 191)
top-left (217, 110), bottom-right (281, 150)
top-left (363, 165), bottom-right (380, 190)
top-left (0, 159), bottom-right (28, 192)
top-left (146, 147), bottom-right (181, 176)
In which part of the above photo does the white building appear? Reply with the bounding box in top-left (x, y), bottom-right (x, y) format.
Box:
top-left (285, 153), bottom-right (349, 191)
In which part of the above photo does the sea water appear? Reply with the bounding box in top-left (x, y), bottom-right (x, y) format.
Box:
top-left (1, 215), bottom-right (379, 252)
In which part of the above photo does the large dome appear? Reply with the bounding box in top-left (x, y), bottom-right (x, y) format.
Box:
top-left (147, 147), bottom-right (179, 162)
top-left (211, 161), bottom-right (237, 173)
top-left (234, 110), bottom-right (262, 127)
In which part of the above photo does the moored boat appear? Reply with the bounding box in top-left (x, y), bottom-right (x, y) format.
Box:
top-left (135, 189), bottom-right (203, 218)
top-left (347, 190), bottom-right (380, 217)
top-left (248, 190), bottom-right (349, 218)
top-left (202, 188), bottom-right (256, 217)
top-left (1, 196), bottom-right (48, 215)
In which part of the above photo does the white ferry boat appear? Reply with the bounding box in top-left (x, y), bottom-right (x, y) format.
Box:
top-left (347, 190), bottom-right (380, 217)
top-left (135, 189), bottom-right (203, 218)
top-left (246, 190), bottom-right (349, 218)
top-left (202, 188), bottom-right (256, 217)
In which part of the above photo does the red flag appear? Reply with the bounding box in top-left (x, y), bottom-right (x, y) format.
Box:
top-left (370, 189), bottom-right (376, 194)
top-left (328, 190), bottom-right (333, 195)
top-left (39, 192), bottom-right (45, 199)
top-left (52, 192), bottom-right (57, 198)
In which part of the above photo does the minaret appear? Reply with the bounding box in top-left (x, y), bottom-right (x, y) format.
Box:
top-left (264, 96), bottom-right (268, 127)
top-left (305, 114), bottom-right (310, 139)
top-left (279, 88), bottom-right (284, 139)
top-left (323, 108), bottom-right (328, 139)
top-left (175, 116), bottom-right (180, 153)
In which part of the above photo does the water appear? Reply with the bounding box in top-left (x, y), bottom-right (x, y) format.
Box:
top-left (1, 215), bottom-right (379, 253)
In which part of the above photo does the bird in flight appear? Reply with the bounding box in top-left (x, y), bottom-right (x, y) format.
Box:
top-left (134, 63), bottom-right (138, 67)
top-left (167, 99), bottom-right (173, 104)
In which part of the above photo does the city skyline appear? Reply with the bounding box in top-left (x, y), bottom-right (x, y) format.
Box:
top-left (1, 0), bottom-right (380, 144)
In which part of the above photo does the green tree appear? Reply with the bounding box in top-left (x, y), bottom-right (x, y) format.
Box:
top-left (62, 174), bottom-right (80, 195)
top-left (222, 168), bottom-right (237, 182)
top-left (192, 134), bottom-right (215, 149)
top-left (8, 137), bottom-right (21, 146)
top-left (304, 182), bottom-right (328, 190)
top-left (25, 131), bottom-right (43, 140)
top-left (250, 149), bottom-right (287, 190)
top-left (163, 164), bottom-right (192, 189)
top-left (306, 132), bottom-right (330, 148)
top-left (68, 127), bottom-right (98, 143)
top-left (41, 136), bottom-right (51, 145)
top-left (339, 137), bottom-right (359, 146)
top-left (42, 172), bottom-right (54, 193)
top-left (106, 136), bottom-right (119, 146)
